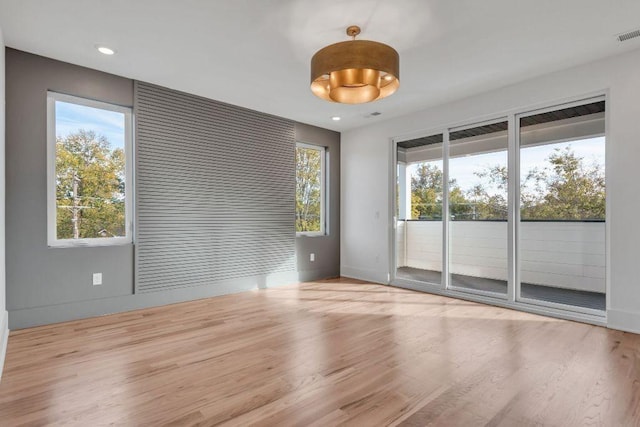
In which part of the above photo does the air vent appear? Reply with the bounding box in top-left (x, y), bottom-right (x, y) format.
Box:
top-left (617, 29), bottom-right (640, 42)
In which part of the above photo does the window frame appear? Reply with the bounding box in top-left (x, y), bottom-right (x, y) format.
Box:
top-left (391, 92), bottom-right (608, 322)
top-left (295, 142), bottom-right (327, 237)
top-left (46, 91), bottom-right (134, 248)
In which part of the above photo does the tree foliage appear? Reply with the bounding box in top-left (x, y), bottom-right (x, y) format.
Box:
top-left (465, 165), bottom-right (508, 220)
top-left (296, 146), bottom-right (322, 232)
top-left (520, 146), bottom-right (605, 220)
top-left (409, 145), bottom-right (604, 221)
top-left (56, 130), bottom-right (126, 239)
top-left (409, 162), bottom-right (491, 220)
top-left (410, 163), bottom-right (443, 219)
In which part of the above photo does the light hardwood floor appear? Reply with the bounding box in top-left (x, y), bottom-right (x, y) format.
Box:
top-left (0, 278), bottom-right (639, 426)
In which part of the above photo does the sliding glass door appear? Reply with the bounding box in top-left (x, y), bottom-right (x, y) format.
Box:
top-left (517, 99), bottom-right (606, 312)
top-left (395, 134), bottom-right (444, 286)
top-left (392, 95), bottom-right (606, 319)
top-left (448, 120), bottom-right (509, 297)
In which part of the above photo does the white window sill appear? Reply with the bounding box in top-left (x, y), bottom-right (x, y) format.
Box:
top-left (48, 238), bottom-right (133, 248)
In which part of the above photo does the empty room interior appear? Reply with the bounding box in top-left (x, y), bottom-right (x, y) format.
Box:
top-left (1, 1), bottom-right (640, 426)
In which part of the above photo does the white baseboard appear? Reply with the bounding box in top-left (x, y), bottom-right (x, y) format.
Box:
top-left (0, 310), bottom-right (8, 382)
top-left (607, 309), bottom-right (640, 334)
top-left (340, 266), bottom-right (389, 285)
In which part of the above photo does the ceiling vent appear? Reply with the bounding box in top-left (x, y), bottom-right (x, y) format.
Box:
top-left (617, 29), bottom-right (640, 42)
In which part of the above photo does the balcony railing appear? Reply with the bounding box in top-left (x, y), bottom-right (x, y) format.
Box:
top-left (396, 220), bottom-right (605, 294)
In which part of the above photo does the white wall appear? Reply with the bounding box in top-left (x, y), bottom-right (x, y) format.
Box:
top-left (0, 26), bottom-right (8, 378)
top-left (341, 47), bottom-right (640, 333)
top-left (398, 221), bottom-right (605, 293)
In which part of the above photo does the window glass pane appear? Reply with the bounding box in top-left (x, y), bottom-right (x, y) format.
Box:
top-left (54, 100), bottom-right (127, 240)
top-left (395, 134), bottom-right (443, 285)
top-left (296, 145), bottom-right (323, 233)
top-left (410, 160), bottom-right (443, 220)
top-left (520, 138), bottom-right (605, 221)
top-left (449, 120), bottom-right (509, 295)
top-left (519, 100), bottom-right (606, 311)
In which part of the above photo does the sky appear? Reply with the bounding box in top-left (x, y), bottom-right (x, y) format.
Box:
top-left (409, 136), bottom-right (605, 195)
top-left (55, 100), bottom-right (125, 149)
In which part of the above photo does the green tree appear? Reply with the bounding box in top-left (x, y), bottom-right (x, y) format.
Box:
top-left (466, 165), bottom-right (508, 220)
top-left (56, 130), bottom-right (125, 239)
top-left (410, 162), bottom-right (474, 220)
top-left (296, 147), bottom-right (322, 232)
top-left (474, 146), bottom-right (605, 220)
top-left (449, 186), bottom-right (474, 220)
top-left (408, 145), bottom-right (603, 222)
top-left (521, 146), bottom-right (605, 220)
top-left (410, 163), bottom-right (443, 219)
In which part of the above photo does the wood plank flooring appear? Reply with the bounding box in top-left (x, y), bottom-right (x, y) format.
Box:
top-left (0, 278), bottom-right (639, 426)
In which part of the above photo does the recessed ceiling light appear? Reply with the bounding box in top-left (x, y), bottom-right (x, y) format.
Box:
top-left (331, 116), bottom-right (341, 121)
top-left (96, 46), bottom-right (115, 55)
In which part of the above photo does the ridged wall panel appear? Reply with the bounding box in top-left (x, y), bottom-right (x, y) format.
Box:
top-left (134, 82), bottom-right (295, 293)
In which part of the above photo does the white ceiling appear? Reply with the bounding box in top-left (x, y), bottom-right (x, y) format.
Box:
top-left (1, 0), bottom-right (639, 132)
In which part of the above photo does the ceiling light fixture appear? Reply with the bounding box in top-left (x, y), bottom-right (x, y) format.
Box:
top-left (310, 26), bottom-right (399, 104)
top-left (331, 116), bottom-right (341, 121)
top-left (96, 46), bottom-right (115, 55)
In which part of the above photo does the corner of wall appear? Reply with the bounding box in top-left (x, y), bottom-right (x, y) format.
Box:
top-left (607, 309), bottom-right (640, 334)
top-left (294, 122), bottom-right (341, 282)
top-left (0, 311), bottom-right (8, 381)
top-left (0, 25), bottom-right (7, 380)
top-left (340, 265), bottom-right (389, 285)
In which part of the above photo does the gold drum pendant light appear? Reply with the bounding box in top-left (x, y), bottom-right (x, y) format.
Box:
top-left (310, 26), bottom-right (399, 104)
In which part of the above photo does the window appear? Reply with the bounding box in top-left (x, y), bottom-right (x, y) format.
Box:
top-left (295, 143), bottom-right (325, 235)
top-left (47, 92), bottom-right (133, 247)
top-left (517, 100), bottom-right (606, 311)
top-left (448, 119), bottom-right (509, 296)
top-left (395, 134), bottom-right (444, 286)
top-left (393, 96), bottom-right (606, 316)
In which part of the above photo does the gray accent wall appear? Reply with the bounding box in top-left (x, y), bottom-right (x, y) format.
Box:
top-left (5, 49), bottom-right (340, 329)
top-left (5, 49), bottom-right (135, 313)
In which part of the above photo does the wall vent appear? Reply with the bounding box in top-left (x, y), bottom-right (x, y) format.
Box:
top-left (617, 29), bottom-right (640, 42)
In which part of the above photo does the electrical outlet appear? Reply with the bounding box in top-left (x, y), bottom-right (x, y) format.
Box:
top-left (310, 253), bottom-right (315, 262)
top-left (92, 273), bottom-right (103, 286)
